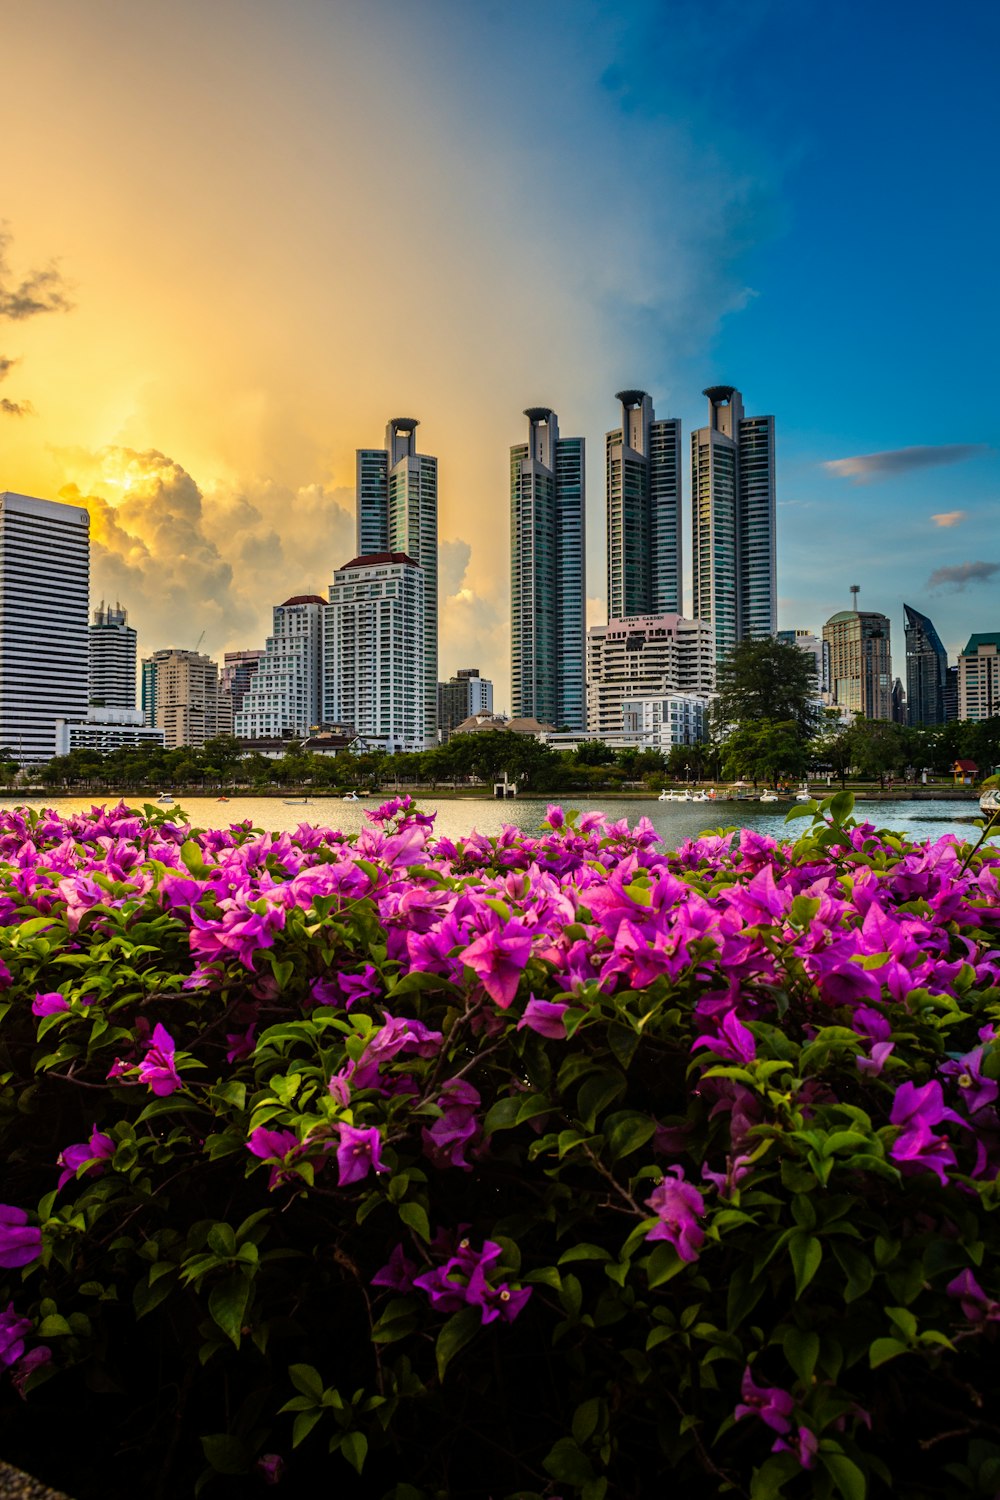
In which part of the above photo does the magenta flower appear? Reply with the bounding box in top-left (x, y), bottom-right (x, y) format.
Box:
top-left (691, 1008), bottom-right (756, 1065)
top-left (0, 1304), bottom-right (32, 1367)
top-left (412, 1236), bottom-right (531, 1325)
top-left (946, 1268), bottom-right (1000, 1324)
top-left (247, 1126), bottom-right (303, 1190)
top-left (422, 1080), bottom-right (482, 1170)
top-left (10, 1344), bottom-right (51, 1396)
top-left (940, 1046), bottom-right (999, 1116)
top-left (31, 992), bottom-right (69, 1017)
top-left (372, 1243), bottom-right (418, 1292)
top-left (644, 1166), bottom-right (705, 1262)
top-left (255, 1454), bottom-right (284, 1486)
top-left (336, 1124), bottom-right (386, 1186)
top-left (773, 1425), bottom-right (820, 1469)
top-left (136, 1023), bottom-right (182, 1096)
top-left (889, 1079), bottom-right (964, 1185)
top-left (0, 1207), bottom-right (42, 1270)
top-left (517, 997), bottom-right (570, 1039)
top-left (734, 1365), bottom-right (795, 1435)
top-left (56, 1126), bottom-right (115, 1191)
top-left (461, 921), bottom-right (534, 1008)
top-left (225, 1023), bottom-right (257, 1064)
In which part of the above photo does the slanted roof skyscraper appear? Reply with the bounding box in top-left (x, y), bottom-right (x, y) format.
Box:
top-left (903, 603), bottom-right (949, 726)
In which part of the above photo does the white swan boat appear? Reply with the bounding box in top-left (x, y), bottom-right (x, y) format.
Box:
top-left (981, 787), bottom-right (999, 816)
top-left (759, 790), bottom-right (780, 803)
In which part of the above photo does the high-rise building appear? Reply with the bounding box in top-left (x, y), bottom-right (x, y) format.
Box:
top-left (957, 634), bottom-right (1000, 722)
top-left (776, 629), bottom-right (831, 703)
top-left (438, 668), bottom-right (493, 743)
top-left (141, 649), bottom-right (222, 749)
top-left (510, 407), bottom-right (586, 729)
top-left (691, 386), bottom-right (776, 660)
top-left (324, 552), bottom-right (425, 753)
top-left (605, 391), bottom-right (682, 621)
top-left (823, 606), bottom-right (892, 720)
top-left (220, 649), bottom-right (265, 719)
top-left (0, 491), bottom-right (90, 763)
top-left (89, 602), bottom-right (137, 710)
top-left (903, 604), bottom-right (949, 726)
top-left (356, 419), bottom-right (437, 745)
top-left (235, 598), bottom-right (325, 741)
top-left (586, 614), bottom-right (714, 739)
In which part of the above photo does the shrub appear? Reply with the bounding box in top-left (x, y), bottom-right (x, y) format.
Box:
top-left (0, 795), bottom-right (999, 1499)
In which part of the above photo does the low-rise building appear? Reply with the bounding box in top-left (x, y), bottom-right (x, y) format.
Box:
top-left (621, 693), bottom-right (709, 749)
top-left (55, 708), bottom-right (165, 755)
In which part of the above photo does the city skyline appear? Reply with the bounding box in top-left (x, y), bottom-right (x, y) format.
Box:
top-left (0, 1), bottom-right (997, 710)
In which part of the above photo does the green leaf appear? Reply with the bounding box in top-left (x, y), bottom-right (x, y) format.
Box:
top-left (604, 1111), bottom-right (657, 1161)
top-left (208, 1273), bottom-right (251, 1348)
top-left (558, 1243), bottom-right (612, 1265)
top-left (572, 1397), bottom-right (602, 1445)
top-left (435, 1306), bottom-right (481, 1381)
top-left (181, 840), bottom-right (211, 878)
top-left (200, 1434), bottom-right (249, 1475)
top-left (293, 1410), bottom-right (325, 1448)
top-left (37, 1314), bottom-right (72, 1337)
top-left (482, 1095), bottom-right (523, 1134)
top-left (820, 1452), bottom-right (867, 1500)
top-left (340, 1431), bottom-right (368, 1474)
top-left (289, 1363), bottom-right (325, 1401)
top-left (788, 1233), bottom-right (823, 1297)
top-left (783, 1326), bottom-right (819, 1384)
top-left (543, 1436), bottom-right (596, 1486)
top-left (207, 1223), bottom-right (236, 1258)
top-left (646, 1242), bottom-right (686, 1289)
top-left (869, 1337), bottom-right (908, 1368)
top-left (885, 1306), bottom-right (917, 1340)
top-left (398, 1201), bottom-right (431, 1242)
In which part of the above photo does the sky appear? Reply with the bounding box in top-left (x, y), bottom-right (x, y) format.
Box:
top-left (1, 0), bottom-right (997, 710)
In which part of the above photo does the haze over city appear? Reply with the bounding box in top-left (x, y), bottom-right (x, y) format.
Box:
top-left (2, 0), bottom-right (998, 708)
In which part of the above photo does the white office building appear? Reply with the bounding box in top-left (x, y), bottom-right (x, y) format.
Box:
top-left (958, 634), bottom-right (1000, 722)
top-left (620, 693), bottom-right (709, 749)
top-left (324, 552), bottom-right (426, 753)
top-left (89, 601), bottom-right (137, 709)
top-left (235, 597), bottom-right (326, 740)
top-left (0, 491), bottom-right (90, 763)
top-left (587, 613), bottom-right (714, 739)
top-left (56, 708), bottom-right (165, 755)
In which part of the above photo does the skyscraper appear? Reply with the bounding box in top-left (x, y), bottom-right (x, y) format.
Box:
top-left (141, 649), bottom-right (223, 749)
top-left (958, 634), bottom-right (1000, 722)
top-left (324, 552), bottom-right (425, 753)
top-left (89, 602), bottom-right (137, 710)
top-left (0, 491), bottom-right (90, 763)
top-left (220, 649), bottom-right (265, 719)
top-left (510, 407), bottom-right (586, 729)
top-left (823, 605), bottom-right (892, 720)
top-left (235, 597), bottom-right (326, 740)
top-left (605, 391), bottom-right (682, 621)
top-left (356, 419), bottom-right (437, 745)
top-left (691, 386), bottom-right (776, 660)
top-left (903, 604), bottom-right (949, 726)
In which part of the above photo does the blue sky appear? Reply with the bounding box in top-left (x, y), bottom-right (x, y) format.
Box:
top-left (4, 0), bottom-right (997, 695)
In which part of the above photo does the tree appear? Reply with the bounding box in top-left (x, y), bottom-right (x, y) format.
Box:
top-left (712, 638), bottom-right (822, 741)
top-left (846, 717), bottom-right (907, 788)
top-left (721, 719), bottom-right (809, 786)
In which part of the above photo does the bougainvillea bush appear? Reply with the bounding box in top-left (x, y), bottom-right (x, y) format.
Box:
top-left (1, 796), bottom-right (1000, 1499)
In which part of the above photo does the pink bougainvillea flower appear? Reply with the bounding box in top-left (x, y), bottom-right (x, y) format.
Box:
top-left (461, 921), bottom-right (534, 1008)
top-left (225, 1023), bottom-right (257, 1064)
top-left (691, 1008), bottom-right (756, 1065)
top-left (773, 1425), bottom-right (820, 1469)
top-left (372, 1243), bottom-right (419, 1292)
top-left (136, 1023), bottom-right (182, 1096)
top-left (10, 1344), bottom-right (51, 1396)
top-left (335, 1124), bottom-right (386, 1186)
top-left (517, 996), bottom-right (569, 1039)
top-left (247, 1126), bottom-right (303, 1190)
top-left (255, 1454), bottom-right (284, 1486)
top-left (946, 1268), bottom-right (1000, 1324)
top-left (0, 1207), bottom-right (42, 1270)
top-left (0, 1304), bottom-right (32, 1367)
top-left (644, 1166), bottom-right (705, 1262)
top-left (31, 992), bottom-right (69, 1017)
top-left (734, 1366), bottom-right (795, 1435)
top-left (56, 1126), bottom-right (115, 1191)
top-left (940, 1045), bottom-right (999, 1116)
top-left (421, 1080), bottom-right (482, 1170)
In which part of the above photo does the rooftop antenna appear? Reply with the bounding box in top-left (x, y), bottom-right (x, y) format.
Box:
top-left (850, 584), bottom-right (860, 612)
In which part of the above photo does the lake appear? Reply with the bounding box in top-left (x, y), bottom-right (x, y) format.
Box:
top-left (1, 793), bottom-right (991, 846)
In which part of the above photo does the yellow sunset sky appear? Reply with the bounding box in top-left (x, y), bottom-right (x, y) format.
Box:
top-left (1, 0), bottom-right (785, 706)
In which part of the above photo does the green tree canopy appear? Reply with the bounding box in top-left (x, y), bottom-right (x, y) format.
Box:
top-left (712, 637), bottom-right (822, 741)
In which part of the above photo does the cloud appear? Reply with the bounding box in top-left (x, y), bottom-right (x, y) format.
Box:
top-left (0, 355), bottom-right (16, 381)
top-left (440, 539), bottom-right (472, 598)
top-left (0, 397), bottom-right (32, 416)
top-left (824, 444), bottom-right (987, 484)
top-left (0, 225), bottom-right (73, 322)
top-left (931, 510), bottom-right (968, 528)
top-left (927, 560), bottom-right (1000, 592)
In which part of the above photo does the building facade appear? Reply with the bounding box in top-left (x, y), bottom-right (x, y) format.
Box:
top-left (586, 613), bottom-right (714, 739)
top-left (605, 391), bottom-right (682, 621)
top-left (89, 602), bottom-right (137, 710)
top-left (620, 693), bottom-right (709, 749)
top-left (510, 407), bottom-right (586, 729)
top-left (958, 634), bottom-right (1000, 722)
top-left (903, 603), bottom-right (949, 726)
top-left (141, 649), bottom-right (223, 749)
top-left (0, 491), bottom-right (90, 763)
top-left (356, 419), bottom-right (437, 745)
top-left (822, 608), bottom-right (893, 720)
top-left (776, 628), bottom-right (832, 703)
top-left (438, 668), bottom-right (493, 742)
top-left (234, 598), bottom-right (325, 741)
top-left (56, 708), bottom-right (165, 756)
top-left (324, 553), bottom-right (425, 753)
top-left (691, 386), bottom-right (776, 661)
top-left (220, 649), bottom-right (265, 719)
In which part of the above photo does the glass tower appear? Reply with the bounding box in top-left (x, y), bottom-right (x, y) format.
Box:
top-left (903, 603), bottom-right (949, 726)
top-left (605, 391), bottom-right (682, 621)
top-left (510, 408), bottom-right (586, 729)
top-left (691, 386), bottom-right (776, 661)
top-left (355, 419), bottom-right (437, 747)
